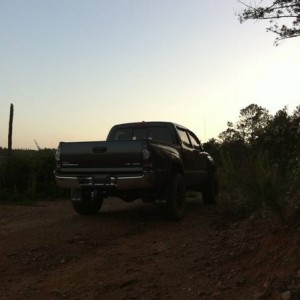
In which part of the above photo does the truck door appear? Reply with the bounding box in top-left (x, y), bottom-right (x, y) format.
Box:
top-left (176, 128), bottom-right (195, 184)
top-left (187, 131), bottom-right (208, 183)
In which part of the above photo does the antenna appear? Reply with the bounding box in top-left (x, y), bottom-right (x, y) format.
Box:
top-left (204, 118), bottom-right (207, 142)
top-left (34, 139), bottom-right (41, 151)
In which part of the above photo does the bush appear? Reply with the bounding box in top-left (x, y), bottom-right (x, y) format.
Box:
top-left (218, 150), bottom-right (288, 222)
top-left (0, 149), bottom-right (66, 202)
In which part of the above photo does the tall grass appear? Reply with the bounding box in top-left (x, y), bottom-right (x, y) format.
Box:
top-left (218, 150), bottom-right (288, 221)
top-left (0, 145), bottom-right (297, 222)
top-left (0, 149), bottom-right (66, 202)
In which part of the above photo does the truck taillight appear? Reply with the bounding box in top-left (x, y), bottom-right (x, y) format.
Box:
top-left (55, 145), bottom-right (61, 161)
top-left (142, 144), bottom-right (153, 168)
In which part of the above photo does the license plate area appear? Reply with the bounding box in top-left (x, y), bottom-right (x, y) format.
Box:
top-left (79, 175), bottom-right (112, 186)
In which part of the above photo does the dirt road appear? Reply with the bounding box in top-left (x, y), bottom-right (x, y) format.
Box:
top-left (0, 196), bottom-right (299, 300)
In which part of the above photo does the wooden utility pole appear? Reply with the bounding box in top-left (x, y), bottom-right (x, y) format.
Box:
top-left (8, 103), bottom-right (14, 156)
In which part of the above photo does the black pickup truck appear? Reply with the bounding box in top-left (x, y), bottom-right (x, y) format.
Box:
top-left (55, 121), bottom-right (218, 220)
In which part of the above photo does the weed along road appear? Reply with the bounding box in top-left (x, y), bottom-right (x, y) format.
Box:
top-left (0, 197), bottom-right (299, 300)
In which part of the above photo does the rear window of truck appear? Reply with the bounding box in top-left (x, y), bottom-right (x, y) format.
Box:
top-left (110, 126), bottom-right (174, 144)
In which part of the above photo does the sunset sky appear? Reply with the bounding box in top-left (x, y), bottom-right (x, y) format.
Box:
top-left (1, 0), bottom-right (300, 149)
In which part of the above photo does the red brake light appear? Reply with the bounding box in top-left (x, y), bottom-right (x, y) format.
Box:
top-left (142, 143), bottom-right (153, 168)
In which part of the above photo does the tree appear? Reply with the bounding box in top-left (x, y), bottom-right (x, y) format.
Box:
top-left (203, 138), bottom-right (221, 163)
top-left (219, 104), bottom-right (271, 145)
top-left (239, 0), bottom-right (300, 44)
top-left (290, 105), bottom-right (300, 153)
top-left (236, 104), bottom-right (271, 144)
top-left (258, 107), bottom-right (294, 171)
top-left (218, 122), bottom-right (243, 143)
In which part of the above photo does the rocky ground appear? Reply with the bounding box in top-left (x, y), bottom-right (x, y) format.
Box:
top-left (0, 195), bottom-right (299, 300)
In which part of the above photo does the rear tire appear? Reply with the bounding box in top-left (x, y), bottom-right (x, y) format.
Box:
top-left (202, 172), bottom-right (219, 205)
top-left (71, 189), bottom-right (103, 215)
top-left (164, 173), bottom-right (186, 221)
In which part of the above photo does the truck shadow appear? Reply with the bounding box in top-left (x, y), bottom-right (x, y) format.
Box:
top-left (95, 195), bottom-right (205, 222)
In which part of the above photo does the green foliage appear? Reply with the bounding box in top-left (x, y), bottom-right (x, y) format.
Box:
top-left (256, 107), bottom-right (296, 173)
top-left (217, 103), bottom-right (300, 222)
top-left (203, 138), bottom-right (222, 164)
top-left (0, 149), bottom-right (66, 202)
top-left (238, 0), bottom-right (300, 44)
top-left (219, 104), bottom-right (271, 145)
top-left (219, 151), bottom-right (287, 221)
top-left (237, 104), bottom-right (271, 144)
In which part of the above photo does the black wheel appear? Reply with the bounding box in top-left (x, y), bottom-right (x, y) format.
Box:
top-left (164, 173), bottom-right (186, 221)
top-left (202, 172), bottom-right (219, 205)
top-left (71, 189), bottom-right (103, 215)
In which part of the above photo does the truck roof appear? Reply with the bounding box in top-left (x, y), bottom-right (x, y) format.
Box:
top-left (111, 121), bottom-right (189, 131)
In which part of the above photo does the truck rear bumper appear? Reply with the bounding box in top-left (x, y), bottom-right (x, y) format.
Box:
top-left (54, 171), bottom-right (155, 190)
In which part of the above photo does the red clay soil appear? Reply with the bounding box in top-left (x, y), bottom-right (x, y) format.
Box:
top-left (0, 195), bottom-right (299, 300)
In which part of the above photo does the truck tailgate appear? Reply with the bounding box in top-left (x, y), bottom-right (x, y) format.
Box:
top-left (58, 141), bottom-right (143, 173)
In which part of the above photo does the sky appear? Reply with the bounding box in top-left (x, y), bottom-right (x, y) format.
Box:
top-left (1, 0), bottom-right (300, 149)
